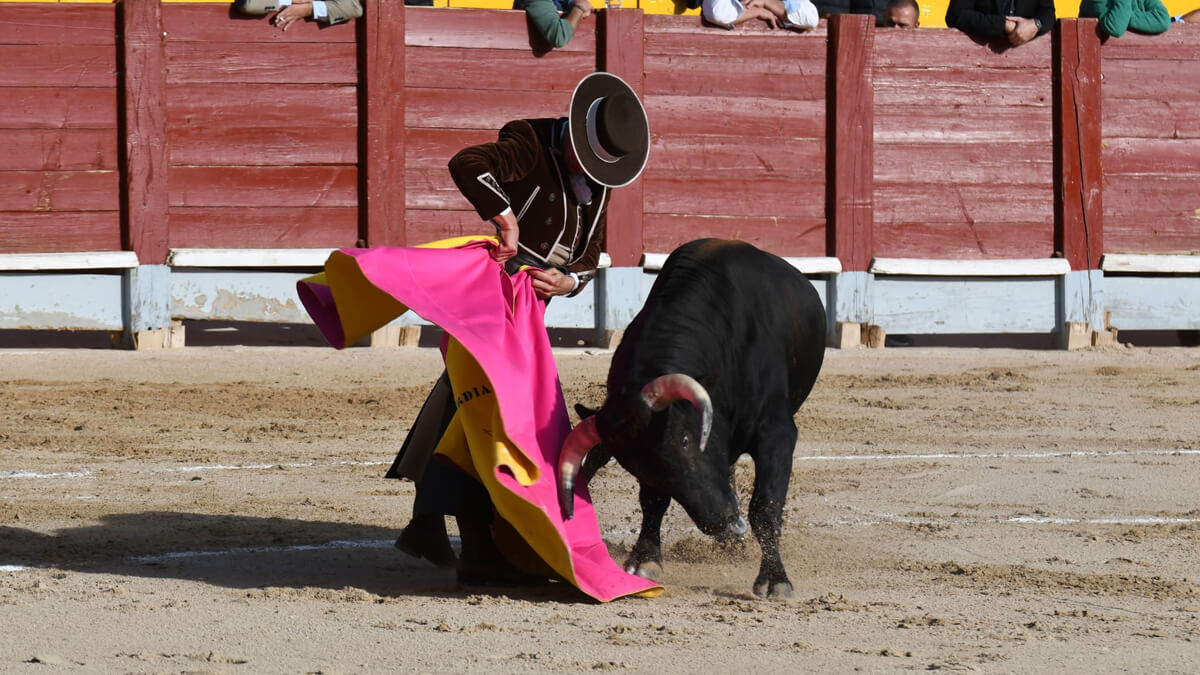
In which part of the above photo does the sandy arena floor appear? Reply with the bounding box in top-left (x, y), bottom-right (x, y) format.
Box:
top-left (1, 344), bottom-right (1197, 673)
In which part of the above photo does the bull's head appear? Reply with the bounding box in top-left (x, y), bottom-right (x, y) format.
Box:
top-left (557, 373), bottom-right (713, 521)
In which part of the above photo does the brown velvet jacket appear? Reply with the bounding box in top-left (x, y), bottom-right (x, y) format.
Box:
top-left (448, 118), bottom-right (609, 293)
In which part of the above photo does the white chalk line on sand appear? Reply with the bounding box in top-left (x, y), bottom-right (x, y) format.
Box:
top-left (5, 511), bottom-right (1199, 574)
top-left (3, 448), bottom-right (1196, 483)
top-left (0, 460), bottom-right (387, 481)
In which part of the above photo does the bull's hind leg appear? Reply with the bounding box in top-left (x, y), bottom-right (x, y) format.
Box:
top-left (624, 484), bottom-right (671, 581)
top-left (748, 421), bottom-right (798, 599)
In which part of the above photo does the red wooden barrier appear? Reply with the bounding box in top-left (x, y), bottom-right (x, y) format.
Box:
top-left (1054, 18), bottom-right (1102, 270)
top-left (641, 15), bottom-right (828, 258)
top-left (872, 28), bottom-right (1056, 260)
top-left (162, 4), bottom-right (360, 251)
top-left (0, 3), bottom-right (121, 254)
top-left (2, 4), bottom-right (1199, 270)
top-left (1100, 26), bottom-right (1200, 254)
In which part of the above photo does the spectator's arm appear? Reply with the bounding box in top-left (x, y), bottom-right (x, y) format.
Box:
top-left (322, 0), bottom-right (364, 24)
top-left (448, 120), bottom-right (540, 222)
top-left (1079, 0), bottom-right (1133, 36)
top-left (1127, 0), bottom-right (1170, 33)
top-left (945, 0), bottom-right (1009, 36)
top-left (524, 0), bottom-right (590, 49)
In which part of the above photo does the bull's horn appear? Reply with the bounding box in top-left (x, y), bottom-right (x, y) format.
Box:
top-left (557, 415), bottom-right (601, 521)
top-left (641, 374), bottom-right (713, 453)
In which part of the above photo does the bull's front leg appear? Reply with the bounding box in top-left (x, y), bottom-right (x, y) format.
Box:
top-left (748, 424), bottom-right (797, 599)
top-left (625, 484), bottom-right (671, 581)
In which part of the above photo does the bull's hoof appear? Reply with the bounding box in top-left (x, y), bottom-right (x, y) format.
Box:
top-left (624, 560), bottom-right (663, 581)
top-left (752, 580), bottom-right (793, 599)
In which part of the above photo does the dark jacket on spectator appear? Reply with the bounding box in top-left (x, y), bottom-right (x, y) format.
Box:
top-left (815, 0), bottom-right (888, 24)
top-left (945, 0), bottom-right (1055, 37)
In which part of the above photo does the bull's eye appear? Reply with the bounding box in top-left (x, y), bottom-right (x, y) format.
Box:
top-left (681, 433), bottom-right (691, 449)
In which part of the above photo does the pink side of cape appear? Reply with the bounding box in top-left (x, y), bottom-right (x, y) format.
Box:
top-left (302, 241), bottom-right (657, 602)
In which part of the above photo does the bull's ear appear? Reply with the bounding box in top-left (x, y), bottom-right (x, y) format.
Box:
top-left (574, 403), bottom-right (599, 420)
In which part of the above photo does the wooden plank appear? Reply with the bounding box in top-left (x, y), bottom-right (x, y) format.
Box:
top-left (0, 45), bottom-right (116, 87)
top-left (405, 128), bottom-right (498, 169)
top-left (1099, 28), bottom-right (1200, 60)
top-left (1103, 176), bottom-right (1200, 250)
top-left (0, 4), bottom-right (116, 45)
top-left (168, 166), bottom-right (359, 207)
top-left (646, 135), bottom-right (824, 175)
top-left (1054, 18), bottom-right (1103, 271)
top-left (827, 14), bottom-right (874, 272)
top-left (0, 251), bottom-right (138, 271)
top-left (168, 207), bottom-right (360, 248)
top-left (169, 126), bottom-right (358, 166)
top-left (1102, 253), bottom-right (1200, 273)
top-left (406, 47), bottom-right (594, 91)
top-left (405, 167), bottom-right (489, 210)
top-left (1103, 138), bottom-right (1200, 176)
top-left (0, 88), bottom-right (118, 129)
top-left (874, 183), bottom-right (1054, 225)
top-left (872, 221), bottom-right (1055, 259)
top-left (644, 58), bottom-right (825, 100)
top-left (642, 213), bottom-right (827, 258)
top-left (1100, 60), bottom-right (1200, 101)
top-left (644, 30), bottom-right (827, 61)
top-left (0, 211), bottom-right (122, 253)
top-left (123, 0), bottom-right (170, 264)
top-left (872, 67), bottom-right (1051, 107)
top-left (0, 170), bottom-right (119, 212)
top-left (643, 12), bottom-right (827, 38)
top-left (403, 87), bottom-right (575, 130)
top-left (363, 0), bottom-right (407, 247)
top-left (404, 208), bottom-right (492, 245)
top-left (874, 142), bottom-right (1050, 184)
top-left (165, 42), bottom-right (358, 84)
top-left (1102, 100), bottom-right (1200, 140)
top-left (600, 8), bottom-right (645, 267)
top-left (644, 176), bottom-right (826, 219)
top-left (875, 105), bottom-right (1052, 142)
top-left (872, 27), bottom-right (1052, 69)
top-left (166, 84), bottom-right (358, 128)
top-left (0, 129), bottom-right (119, 171)
top-left (871, 257), bottom-right (1069, 276)
top-left (406, 7), bottom-right (595, 52)
top-left (646, 94), bottom-right (825, 139)
top-left (162, 4), bottom-right (358, 43)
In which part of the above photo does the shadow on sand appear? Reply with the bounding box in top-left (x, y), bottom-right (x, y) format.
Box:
top-left (0, 511), bottom-right (585, 603)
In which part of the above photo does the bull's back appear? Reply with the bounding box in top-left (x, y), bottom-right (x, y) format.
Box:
top-left (628, 239), bottom-right (825, 413)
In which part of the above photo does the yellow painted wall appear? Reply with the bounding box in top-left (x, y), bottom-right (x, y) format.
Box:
top-left (9, 0), bottom-right (1198, 28)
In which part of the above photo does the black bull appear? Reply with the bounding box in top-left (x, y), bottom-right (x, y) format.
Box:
top-left (557, 238), bottom-right (826, 599)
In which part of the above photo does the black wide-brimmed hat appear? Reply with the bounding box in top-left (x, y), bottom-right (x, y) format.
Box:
top-left (568, 72), bottom-right (650, 188)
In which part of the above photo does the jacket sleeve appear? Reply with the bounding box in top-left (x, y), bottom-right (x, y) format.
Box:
top-left (565, 203), bottom-right (606, 294)
top-left (1127, 0), bottom-right (1170, 34)
top-left (945, 0), bottom-right (1009, 36)
top-left (323, 0), bottom-right (364, 24)
top-left (447, 120), bottom-right (541, 222)
top-left (1033, 0), bottom-right (1056, 33)
top-left (522, 0), bottom-right (576, 49)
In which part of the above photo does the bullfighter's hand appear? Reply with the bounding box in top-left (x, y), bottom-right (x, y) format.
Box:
top-left (274, 2), bottom-right (311, 30)
top-left (528, 268), bottom-right (575, 299)
top-left (490, 212), bottom-right (519, 263)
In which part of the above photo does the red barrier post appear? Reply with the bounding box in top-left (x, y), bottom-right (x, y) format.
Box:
top-left (1053, 18), bottom-right (1103, 270)
top-left (826, 13), bottom-right (874, 272)
top-left (598, 7), bottom-right (645, 267)
top-left (362, 0), bottom-right (407, 246)
top-left (121, 0), bottom-right (169, 264)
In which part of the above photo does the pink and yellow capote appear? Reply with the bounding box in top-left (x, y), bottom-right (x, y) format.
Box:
top-left (297, 236), bottom-right (662, 602)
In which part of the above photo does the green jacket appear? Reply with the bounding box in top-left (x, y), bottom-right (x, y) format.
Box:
top-left (1078, 0), bottom-right (1169, 36)
top-left (516, 0), bottom-right (576, 48)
